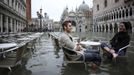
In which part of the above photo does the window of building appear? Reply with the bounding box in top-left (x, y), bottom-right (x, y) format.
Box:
top-left (115, 0), bottom-right (119, 3)
top-left (97, 4), bottom-right (99, 11)
top-left (104, 0), bottom-right (107, 7)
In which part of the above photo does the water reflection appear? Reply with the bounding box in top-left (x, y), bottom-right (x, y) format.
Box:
top-left (53, 46), bottom-right (61, 58)
top-left (61, 64), bottom-right (88, 75)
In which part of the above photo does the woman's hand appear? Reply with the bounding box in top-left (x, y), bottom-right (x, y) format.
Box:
top-left (109, 49), bottom-right (118, 59)
top-left (76, 43), bottom-right (82, 51)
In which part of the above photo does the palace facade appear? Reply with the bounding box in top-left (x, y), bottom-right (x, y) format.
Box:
top-left (93, 0), bottom-right (134, 33)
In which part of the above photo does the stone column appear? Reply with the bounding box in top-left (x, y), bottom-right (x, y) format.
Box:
top-left (0, 14), bottom-right (3, 33)
top-left (107, 24), bottom-right (110, 32)
top-left (115, 12), bottom-right (117, 20)
top-left (121, 9), bottom-right (123, 20)
top-left (9, 0), bottom-right (12, 7)
top-left (14, 20), bottom-right (16, 33)
top-left (132, 6), bottom-right (134, 17)
top-left (117, 22), bottom-right (120, 32)
top-left (20, 23), bottom-right (22, 31)
top-left (130, 21), bottom-right (134, 33)
top-left (13, 0), bottom-right (16, 9)
top-left (127, 7), bottom-right (130, 19)
top-left (112, 26), bottom-right (115, 33)
top-left (125, 8), bottom-right (127, 18)
top-left (10, 18), bottom-right (13, 32)
top-left (16, 2), bottom-right (18, 11)
top-left (100, 25), bottom-right (102, 32)
top-left (104, 25), bottom-right (106, 32)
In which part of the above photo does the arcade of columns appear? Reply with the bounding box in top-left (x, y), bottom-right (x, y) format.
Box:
top-left (0, 0), bottom-right (26, 33)
top-left (93, 3), bottom-right (134, 33)
top-left (0, 14), bottom-right (26, 33)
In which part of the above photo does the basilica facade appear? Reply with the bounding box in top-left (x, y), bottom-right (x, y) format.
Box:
top-left (93, 0), bottom-right (134, 33)
top-left (60, 1), bottom-right (93, 33)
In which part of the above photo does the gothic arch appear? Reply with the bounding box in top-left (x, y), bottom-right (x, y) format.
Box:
top-left (106, 24), bottom-right (108, 32)
top-left (116, 11), bottom-right (119, 19)
top-left (126, 8), bottom-right (128, 17)
top-left (99, 25), bottom-right (101, 32)
top-left (110, 23), bottom-right (113, 32)
top-left (102, 25), bottom-right (104, 32)
top-left (119, 10), bottom-right (121, 18)
top-left (122, 9), bottom-right (125, 18)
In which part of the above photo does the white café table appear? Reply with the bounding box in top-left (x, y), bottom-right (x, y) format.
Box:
top-left (17, 37), bottom-right (31, 41)
top-left (0, 42), bottom-right (17, 58)
top-left (80, 41), bottom-right (101, 51)
top-left (0, 43), bottom-right (17, 49)
top-left (80, 41), bottom-right (101, 46)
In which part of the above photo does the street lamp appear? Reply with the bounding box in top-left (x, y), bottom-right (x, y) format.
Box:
top-left (37, 8), bottom-right (43, 32)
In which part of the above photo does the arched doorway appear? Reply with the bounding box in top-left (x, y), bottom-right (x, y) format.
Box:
top-left (110, 23), bottom-right (113, 33)
top-left (106, 24), bottom-right (108, 32)
top-left (99, 25), bottom-right (101, 32)
top-left (102, 25), bottom-right (104, 32)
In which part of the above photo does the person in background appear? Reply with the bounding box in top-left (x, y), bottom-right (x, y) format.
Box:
top-left (59, 20), bottom-right (101, 68)
top-left (101, 22), bottom-right (130, 59)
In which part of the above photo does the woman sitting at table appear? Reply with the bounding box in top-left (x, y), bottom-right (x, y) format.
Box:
top-left (101, 22), bottom-right (130, 59)
top-left (59, 20), bottom-right (101, 67)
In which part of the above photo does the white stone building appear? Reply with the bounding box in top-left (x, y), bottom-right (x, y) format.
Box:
top-left (0, 0), bottom-right (27, 33)
top-left (93, 0), bottom-right (134, 33)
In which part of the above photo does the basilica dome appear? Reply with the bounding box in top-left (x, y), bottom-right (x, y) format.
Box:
top-left (79, 1), bottom-right (89, 12)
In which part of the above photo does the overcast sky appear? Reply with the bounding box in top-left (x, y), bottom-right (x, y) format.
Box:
top-left (32, 0), bottom-right (93, 21)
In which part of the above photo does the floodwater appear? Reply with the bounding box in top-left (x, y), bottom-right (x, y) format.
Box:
top-left (0, 32), bottom-right (134, 75)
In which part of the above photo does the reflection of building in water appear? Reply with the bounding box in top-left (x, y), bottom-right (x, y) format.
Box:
top-left (93, 0), bottom-right (134, 33)
top-left (0, 0), bottom-right (27, 33)
top-left (60, 1), bottom-right (93, 33)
